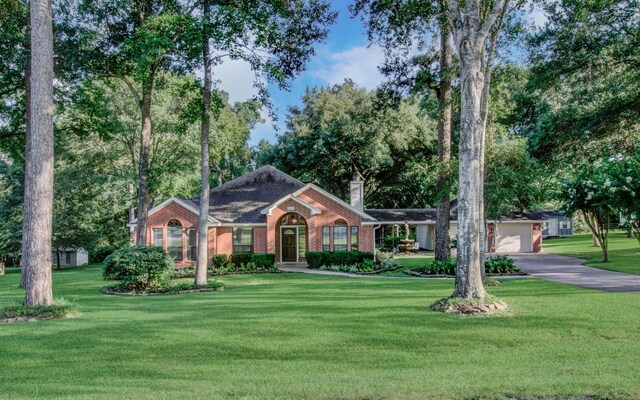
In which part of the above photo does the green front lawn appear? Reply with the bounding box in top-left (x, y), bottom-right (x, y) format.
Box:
top-left (544, 232), bottom-right (640, 275)
top-left (382, 253), bottom-right (433, 276)
top-left (2, 265), bottom-right (640, 399)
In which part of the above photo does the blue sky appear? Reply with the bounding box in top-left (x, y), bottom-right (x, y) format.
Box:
top-left (213, 0), bottom-right (386, 145)
top-left (212, 0), bottom-right (546, 145)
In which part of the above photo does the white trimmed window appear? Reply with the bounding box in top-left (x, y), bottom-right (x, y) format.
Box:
top-left (153, 228), bottom-right (163, 247)
top-left (233, 227), bottom-right (254, 254)
top-left (333, 220), bottom-right (348, 252)
top-left (167, 219), bottom-right (183, 261)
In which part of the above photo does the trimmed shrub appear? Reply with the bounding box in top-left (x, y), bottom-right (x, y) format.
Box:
top-left (485, 255), bottom-right (520, 274)
top-left (306, 251), bottom-right (374, 269)
top-left (422, 258), bottom-right (457, 275)
top-left (90, 246), bottom-right (117, 263)
top-left (211, 254), bottom-right (229, 269)
top-left (228, 253), bottom-right (252, 266)
top-left (102, 245), bottom-right (174, 290)
top-left (251, 253), bottom-right (276, 269)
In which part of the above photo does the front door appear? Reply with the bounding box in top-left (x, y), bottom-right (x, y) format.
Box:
top-left (282, 228), bottom-right (297, 262)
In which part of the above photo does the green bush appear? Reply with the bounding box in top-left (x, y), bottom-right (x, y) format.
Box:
top-left (90, 246), bottom-right (117, 263)
top-left (305, 251), bottom-right (373, 269)
top-left (420, 256), bottom-right (520, 275)
top-left (485, 255), bottom-right (520, 274)
top-left (422, 258), bottom-right (457, 275)
top-left (318, 258), bottom-right (393, 273)
top-left (229, 253), bottom-right (252, 266)
top-left (0, 299), bottom-right (75, 320)
top-left (102, 245), bottom-right (174, 290)
top-left (211, 254), bottom-right (229, 269)
top-left (251, 253), bottom-right (276, 269)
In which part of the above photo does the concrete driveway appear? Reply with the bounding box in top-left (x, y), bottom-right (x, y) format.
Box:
top-left (510, 253), bottom-right (640, 292)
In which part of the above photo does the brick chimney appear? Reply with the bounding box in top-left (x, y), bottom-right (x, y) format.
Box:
top-left (350, 173), bottom-right (364, 212)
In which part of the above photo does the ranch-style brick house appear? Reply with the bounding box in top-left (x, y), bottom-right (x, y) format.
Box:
top-left (133, 166), bottom-right (543, 266)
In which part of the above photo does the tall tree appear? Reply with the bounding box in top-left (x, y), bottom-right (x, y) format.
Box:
top-left (195, 0), bottom-right (212, 287)
top-left (261, 80), bottom-right (437, 207)
top-left (22, 0), bottom-right (54, 305)
top-left (445, 0), bottom-right (510, 299)
top-left (352, 0), bottom-right (456, 258)
top-left (434, 13), bottom-right (453, 262)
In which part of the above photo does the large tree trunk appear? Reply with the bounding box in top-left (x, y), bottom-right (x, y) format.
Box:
top-left (434, 19), bottom-right (453, 262)
top-left (20, 46), bottom-right (31, 290)
top-left (452, 50), bottom-right (487, 299)
top-left (195, 0), bottom-right (212, 287)
top-left (22, 0), bottom-right (54, 306)
top-left (135, 79), bottom-right (154, 245)
top-left (448, 0), bottom-right (507, 299)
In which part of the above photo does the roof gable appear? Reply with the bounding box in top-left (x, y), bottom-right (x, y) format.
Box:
top-left (190, 165), bottom-right (306, 224)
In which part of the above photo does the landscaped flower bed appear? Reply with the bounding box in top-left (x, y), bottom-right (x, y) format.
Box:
top-left (171, 253), bottom-right (278, 278)
top-left (405, 255), bottom-right (528, 277)
top-left (318, 253), bottom-right (402, 274)
top-left (1, 300), bottom-right (76, 323)
top-left (101, 280), bottom-right (224, 296)
top-left (101, 246), bottom-right (225, 296)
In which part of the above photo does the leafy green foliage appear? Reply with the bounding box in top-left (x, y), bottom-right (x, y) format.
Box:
top-left (90, 246), bottom-right (118, 264)
top-left (421, 258), bottom-right (457, 275)
top-left (526, 0), bottom-right (640, 160)
top-left (305, 251), bottom-right (374, 269)
top-left (258, 80), bottom-right (438, 208)
top-left (419, 256), bottom-right (519, 275)
top-left (0, 299), bottom-right (75, 320)
top-left (211, 254), bottom-right (229, 269)
top-left (102, 246), bottom-right (174, 291)
top-left (484, 255), bottom-right (520, 274)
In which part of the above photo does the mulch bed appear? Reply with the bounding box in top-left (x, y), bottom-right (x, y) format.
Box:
top-left (171, 270), bottom-right (280, 279)
top-left (404, 268), bottom-right (529, 278)
top-left (100, 286), bottom-right (224, 297)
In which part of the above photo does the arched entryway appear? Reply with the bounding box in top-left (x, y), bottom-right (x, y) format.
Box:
top-left (278, 213), bottom-right (307, 263)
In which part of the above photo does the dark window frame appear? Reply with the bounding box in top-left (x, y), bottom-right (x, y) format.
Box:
top-left (233, 227), bottom-right (254, 254)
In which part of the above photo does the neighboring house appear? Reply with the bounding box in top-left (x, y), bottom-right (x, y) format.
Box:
top-left (133, 166), bottom-right (544, 266)
top-left (51, 248), bottom-right (89, 266)
top-left (531, 211), bottom-right (574, 238)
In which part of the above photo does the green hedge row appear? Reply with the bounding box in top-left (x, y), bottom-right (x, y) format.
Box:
top-left (218, 253), bottom-right (276, 269)
top-left (305, 251), bottom-right (374, 269)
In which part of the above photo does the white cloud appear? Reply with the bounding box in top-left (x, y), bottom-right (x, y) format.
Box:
top-left (312, 45), bottom-right (386, 89)
top-left (212, 58), bottom-right (260, 103)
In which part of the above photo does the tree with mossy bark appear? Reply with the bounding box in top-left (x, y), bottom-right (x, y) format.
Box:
top-left (352, 0), bottom-right (456, 261)
top-left (184, 0), bottom-right (336, 286)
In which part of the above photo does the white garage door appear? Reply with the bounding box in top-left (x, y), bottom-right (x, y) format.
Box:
top-left (496, 223), bottom-right (533, 253)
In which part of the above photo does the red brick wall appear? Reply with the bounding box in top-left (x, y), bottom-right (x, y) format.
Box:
top-left (533, 223), bottom-right (542, 253)
top-left (254, 227), bottom-right (268, 253)
top-left (144, 201), bottom-right (199, 267)
top-left (216, 227), bottom-right (233, 256)
top-left (138, 188), bottom-right (377, 265)
top-left (265, 187), bottom-right (373, 261)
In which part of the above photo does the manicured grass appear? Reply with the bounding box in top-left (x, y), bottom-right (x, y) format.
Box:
top-left (544, 232), bottom-right (640, 275)
top-left (2, 265), bottom-right (640, 399)
top-left (382, 253), bottom-right (434, 276)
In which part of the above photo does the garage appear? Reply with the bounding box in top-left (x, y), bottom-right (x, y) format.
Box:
top-left (495, 223), bottom-right (533, 253)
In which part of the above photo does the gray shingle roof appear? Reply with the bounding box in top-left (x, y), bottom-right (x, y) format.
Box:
top-left (364, 209), bottom-right (437, 222)
top-left (189, 165), bottom-right (306, 224)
